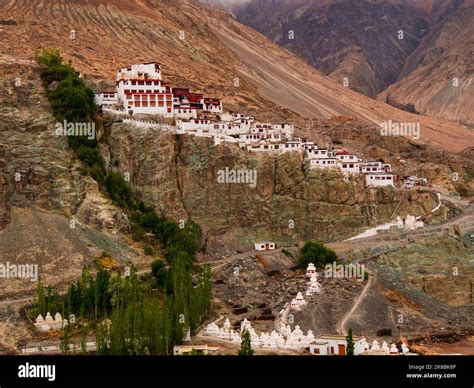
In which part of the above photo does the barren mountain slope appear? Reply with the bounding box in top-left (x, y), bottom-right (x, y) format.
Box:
top-left (379, 0), bottom-right (474, 125)
top-left (2, 0), bottom-right (473, 152)
top-left (214, 0), bottom-right (473, 124)
top-left (233, 0), bottom-right (430, 98)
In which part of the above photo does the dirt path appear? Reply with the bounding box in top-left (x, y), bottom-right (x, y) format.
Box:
top-left (328, 204), bottom-right (474, 256)
top-left (337, 271), bottom-right (374, 335)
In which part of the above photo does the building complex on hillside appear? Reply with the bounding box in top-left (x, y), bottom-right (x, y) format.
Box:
top-left (95, 62), bottom-right (222, 118)
top-left (95, 62), bottom-right (396, 188)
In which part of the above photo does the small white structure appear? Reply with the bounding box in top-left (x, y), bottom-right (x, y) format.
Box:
top-left (306, 148), bottom-right (332, 160)
top-left (404, 215), bottom-right (424, 229)
top-left (94, 91), bottom-right (118, 107)
top-left (306, 275), bottom-right (321, 296)
top-left (290, 292), bottom-right (307, 311)
top-left (306, 263), bottom-right (317, 277)
top-left (34, 312), bottom-right (68, 332)
top-left (254, 242), bottom-right (276, 251)
top-left (336, 152), bottom-right (360, 174)
top-left (309, 334), bottom-right (366, 355)
top-left (309, 158), bottom-right (338, 170)
top-left (365, 173), bottom-right (395, 188)
top-left (404, 176), bottom-right (427, 189)
top-left (360, 161), bottom-right (392, 174)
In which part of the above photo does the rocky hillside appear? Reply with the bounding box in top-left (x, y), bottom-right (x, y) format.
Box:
top-left (2, 0), bottom-right (474, 152)
top-left (379, 0), bottom-right (474, 125)
top-left (233, 0), bottom-right (430, 98)
top-left (219, 0), bottom-right (473, 124)
top-left (104, 116), bottom-right (465, 259)
top-left (0, 58), bottom-right (142, 296)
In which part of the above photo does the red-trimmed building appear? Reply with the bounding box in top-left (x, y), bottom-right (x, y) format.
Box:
top-left (111, 63), bottom-right (222, 117)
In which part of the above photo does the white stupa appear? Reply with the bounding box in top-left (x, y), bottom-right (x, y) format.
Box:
top-left (290, 298), bottom-right (301, 311)
top-left (223, 317), bottom-right (231, 331)
top-left (295, 292), bottom-right (306, 307)
top-left (306, 263), bottom-right (317, 277)
top-left (389, 343), bottom-right (399, 354)
top-left (205, 322), bottom-right (219, 337)
top-left (240, 317), bottom-right (252, 333)
top-left (371, 340), bottom-right (380, 351)
top-left (293, 325), bottom-right (304, 341)
top-left (362, 339), bottom-right (370, 352)
top-left (230, 330), bottom-right (241, 343)
top-left (45, 312), bottom-right (54, 324)
top-left (306, 275), bottom-right (321, 295)
top-left (381, 341), bottom-right (389, 354)
top-left (305, 330), bottom-right (315, 345)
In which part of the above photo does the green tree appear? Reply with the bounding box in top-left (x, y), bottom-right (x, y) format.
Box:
top-left (346, 328), bottom-right (355, 356)
top-left (34, 281), bottom-right (46, 317)
top-left (298, 241), bottom-right (338, 269)
top-left (59, 324), bottom-right (71, 355)
top-left (239, 329), bottom-right (254, 356)
top-left (105, 172), bottom-right (136, 209)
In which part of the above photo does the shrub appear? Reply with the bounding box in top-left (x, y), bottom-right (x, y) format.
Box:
top-left (105, 172), bottom-right (136, 210)
top-left (143, 245), bottom-right (154, 256)
top-left (298, 241), bottom-right (337, 269)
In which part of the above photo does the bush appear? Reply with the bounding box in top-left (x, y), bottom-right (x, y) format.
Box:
top-left (39, 48), bottom-right (106, 184)
top-left (298, 241), bottom-right (337, 269)
top-left (105, 172), bottom-right (136, 210)
top-left (151, 260), bottom-right (170, 289)
top-left (143, 244), bottom-right (154, 256)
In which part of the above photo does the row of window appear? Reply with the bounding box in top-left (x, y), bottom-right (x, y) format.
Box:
top-left (126, 95), bottom-right (172, 102)
top-left (126, 80), bottom-right (160, 86)
top-left (130, 101), bottom-right (172, 108)
top-left (368, 175), bottom-right (393, 180)
top-left (124, 90), bottom-right (172, 98)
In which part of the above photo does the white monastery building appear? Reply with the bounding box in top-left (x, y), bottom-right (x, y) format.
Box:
top-left (254, 242), bottom-right (276, 251)
top-left (95, 63), bottom-right (398, 189)
top-left (96, 62), bottom-right (223, 118)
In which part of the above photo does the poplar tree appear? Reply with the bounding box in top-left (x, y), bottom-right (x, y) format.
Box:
top-left (239, 329), bottom-right (254, 356)
top-left (346, 328), bottom-right (355, 355)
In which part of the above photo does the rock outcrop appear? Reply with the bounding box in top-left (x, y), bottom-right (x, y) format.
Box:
top-left (106, 122), bottom-right (443, 257)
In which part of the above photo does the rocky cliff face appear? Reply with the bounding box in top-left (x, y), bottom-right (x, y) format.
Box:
top-left (0, 59), bottom-right (128, 234)
top-left (105, 120), bottom-right (444, 258)
top-left (0, 58), bottom-right (137, 295)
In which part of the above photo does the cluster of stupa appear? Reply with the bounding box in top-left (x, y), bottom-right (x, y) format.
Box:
top-left (204, 317), bottom-right (316, 350)
top-left (287, 263), bottom-right (321, 312)
top-left (362, 339), bottom-right (410, 355)
top-left (305, 263), bottom-right (321, 296)
top-left (34, 312), bottom-right (68, 332)
top-left (203, 318), bottom-right (241, 344)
